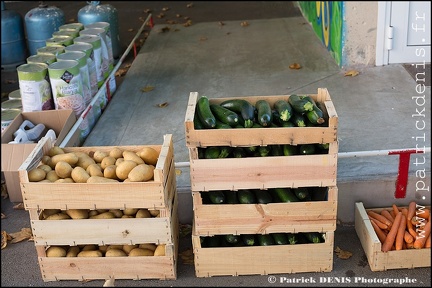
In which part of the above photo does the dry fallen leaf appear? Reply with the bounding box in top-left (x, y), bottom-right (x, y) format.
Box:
top-left (180, 248), bottom-right (194, 265)
top-left (1, 183), bottom-right (8, 199)
top-left (128, 28), bottom-right (134, 32)
top-left (1, 231), bottom-right (12, 249)
top-left (103, 277), bottom-right (115, 287)
top-left (115, 68), bottom-right (128, 77)
top-left (13, 203), bottom-right (24, 210)
top-left (144, 8), bottom-right (151, 13)
top-left (289, 63), bottom-right (302, 69)
top-left (200, 36), bottom-right (208, 41)
top-left (240, 21), bottom-right (249, 27)
top-left (162, 7), bottom-right (170, 12)
top-left (183, 20), bottom-right (193, 27)
top-left (175, 169), bottom-right (182, 176)
top-left (187, 3), bottom-right (194, 8)
top-left (141, 86), bottom-right (155, 92)
top-left (218, 21), bottom-right (225, 26)
top-left (344, 70), bottom-right (359, 77)
top-left (334, 246), bottom-right (353, 259)
top-left (1, 213), bottom-right (6, 219)
top-left (138, 16), bottom-right (145, 22)
top-left (159, 26), bottom-right (170, 33)
top-left (157, 13), bottom-right (165, 19)
top-left (166, 20), bottom-right (177, 25)
top-left (179, 224), bottom-right (192, 238)
top-left (184, 16), bottom-right (190, 20)
top-left (176, 14), bottom-right (182, 18)
top-left (9, 228), bottom-right (33, 244)
top-left (156, 102), bottom-right (169, 108)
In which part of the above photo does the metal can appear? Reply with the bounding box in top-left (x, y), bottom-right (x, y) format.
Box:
top-left (59, 23), bottom-right (84, 32)
top-left (8, 89), bottom-right (22, 100)
top-left (1, 109), bottom-right (21, 133)
top-left (74, 34), bottom-right (104, 88)
top-left (27, 54), bottom-right (56, 66)
top-left (52, 29), bottom-right (79, 39)
top-left (46, 35), bottom-right (74, 47)
top-left (79, 28), bottom-right (111, 80)
top-left (1, 99), bottom-right (22, 111)
top-left (85, 22), bottom-right (114, 69)
top-left (17, 63), bottom-right (53, 112)
top-left (37, 45), bottom-right (65, 57)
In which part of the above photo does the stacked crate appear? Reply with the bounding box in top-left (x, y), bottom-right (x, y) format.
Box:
top-left (184, 88), bottom-right (339, 277)
top-left (18, 134), bottom-right (178, 281)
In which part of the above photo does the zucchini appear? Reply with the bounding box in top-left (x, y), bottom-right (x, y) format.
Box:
top-left (204, 146), bottom-right (221, 159)
top-left (196, 96), bottom-right (217, 128)
top-left (200, 192), bottom-right (212, 204)
top-left (252, 122), bottom-right (264, 128)
top-left (224, 191), bottom-right (239, 204)
top-left (210, 104), bottom-right (239, 127)
top-left (257, 234), bottom-right (275, 246)
top-left (237, 189), bottom-right (256, 204)
top-left (274, 100), bottom-right (293, 122)
top-left (286, 233), bottom-right (298, 245)
top-left (208, 190), bottom-right (225, 204)
top-left (303, 232), bottom-right (323, 243)
top-left (281, 120), bottom-right (295, 127)
top-left (224, 234), bottom-right (240, 244)
top-left (299, 144), bottom-right (316, 155)
top-left (274, 188), bottom-right (300, 202)
top-left (271, 145), bottom-right (283, 156)
top-left (272, 233), bottom-right (289, 245)
top-left (202, 235), bottom-right (221, 247)
top-left (220, 99), bottom-right (256, 128)
top-left (290, 112), bottom-right (307, 127)
top-left (218, 146), bottom-right (232, 158)
top-left (255, 100), bottom-right (273, 127)
top-left (243, 146), bottom-right (258, 155)
top-left (258, 146), bottom-right (271, 157)
top-left (194, 109), bottom-right (205, 129)
top-left (198, 147), bottom-right (205, 159)
top-left (241, 234), bottom-right (256, 246)
top-left (215, 119), bottom-right (232, 129)
top-left (292, 187), bottom-right (310, 201)
top-left (304, 97), bottom-right (325, 125)
top-left (283, 144), bottom-right (298, 156)
top-left (288, 95), bottom-right (314, 113)
top-left (232, 147), bottom-right (247, 158)
top-left (253, 189), bottom-right (273, 204)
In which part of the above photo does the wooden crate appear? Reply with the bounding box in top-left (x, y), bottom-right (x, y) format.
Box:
top-left (18, 134), bottom-right (175, 210)
top-left (188, 142), bottom-right (337, 191)
top-left (184, 88), bottom-right (338, 147)
top-left (355, 202), bottom-right (431, 271)
top-left (193, 186), bottom-right (337, 236)
top-left (192, 229), bottom-right (334, 277)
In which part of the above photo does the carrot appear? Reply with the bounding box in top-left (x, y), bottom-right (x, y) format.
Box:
top-left (382, 211), bottom-right (402, 252)
top-left (395, 214), bottom-right (407, 250)
top-left (368, 211), bottom-right (392, 228)
top-left (406, 241), bottom-right (415, 249)
top-left (402, 208), bottom-right (417, 238)
top-left (392, 204), bottom-right (400, 216)
top-left (380, 209), bottom-right (394, 224)
top-left (390, 210), bottom-right (396, 218)
top-left (404, 231), bottom-right (414, 244)
top-left (407, 201), bottom-right (416, 221)
top-left (417, 208), bottom-right (430, 220)
top-left (370, 218), bottom-right (389, 230)
top-left (413, 219), bottom-right (431, 249)
top-left (425, 233), bottom-right (431, 248)
top-left (370, 219), bottom-right (387, 243)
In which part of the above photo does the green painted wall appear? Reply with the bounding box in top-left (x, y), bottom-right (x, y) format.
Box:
top-left (298, 1), bottom-right (345, 66)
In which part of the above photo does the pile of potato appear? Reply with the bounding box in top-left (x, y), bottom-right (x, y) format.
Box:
top-left (28, 145), bottom-right (160, 183)
top-left (41, 207), bottom-right (160, 220)
top-left (46, 243), bottom-right (166, 257)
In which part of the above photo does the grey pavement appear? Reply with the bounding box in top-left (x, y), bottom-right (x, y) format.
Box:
top-left (1, 1), bottom-right (431, 287)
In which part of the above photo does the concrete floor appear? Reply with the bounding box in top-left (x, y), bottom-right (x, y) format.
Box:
top-left (1, 1), bottom-right (431, 287)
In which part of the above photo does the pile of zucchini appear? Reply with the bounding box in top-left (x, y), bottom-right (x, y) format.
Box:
top-left (198, 143), bottom-right (329, 159)
top-left (200, 232), bottom-right (325, 248)
top-left (194, 95), bottom-right (326, 129)
top-left (201, 187), bottom-right (325, 204)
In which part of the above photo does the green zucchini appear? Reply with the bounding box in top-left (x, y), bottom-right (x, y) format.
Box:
top-left (218, 146), bottom-right (232, 158)
top-left (208, 190), bottom-right (225, 204)
top-left (299, 144), bottom-right (316, 155)
top-left (204, 146), bottom-right (221, 159)
top-left (215, 119), bottom-right (232, 129)
top-left (274, 188), bottom-right (300, 202)
top-left (202, 235), bottom-right (221, 247)
top-left (288, 95), bottom-right (314, 113)
top-left (244, 146), bottom-right (258, 155)
top-left (252, 122), bottom-right (264, 128)
top-left (196, 96), bottom-right (217, 128)
top-left (290, 112), bottom-right (307, 127)
top-left (224, 234), bottom-right (240, 244)
top-left (292, 187), bottom-right (310, 201)
top-left (253, 189), bottom-right (273, 204)
top-left (194, 109), bottom-right (205, 129)
top-left (198, 147), bottom-right (205, 159)
top-left (255, 99), bottom-right (273, 127)
top-left (241, 234), bottom-right (256, 246)
top-left (283, 144), bottom-right (298, 156)
top-left (303, 232), bottom-right (323, 243)
top-left (200, 192), bottom-right (212, 204)
top-left (258, 146), bottom-right (271, 157)
top-left (304, 98), bottom-right (325, 125)
top-left (220, 99), bottom-right (256, 128)
top-left (271, 145), bottom-right (283, 156)
top-left (286, 233), bottom-right (298, 245)
top-left (281, 121), bottom-right (295, 127)
top-left (237, 189), bottom-right (256, 204)
top-left (210, 104), bottom-right (239, 127)
top-left (257, 234), bottom-right (275, 246)
top-left (272, 233), bottom-right (289, 245)
top-left (224, 191), bottom-right (239, 204)
top-left (232, 147), bottom-right (247, 158)
top-left (274, 100), bottom-right (293, 122)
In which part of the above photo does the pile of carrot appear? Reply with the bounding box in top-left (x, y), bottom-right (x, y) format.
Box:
top-left (367, 201), bottom-right (431, 252)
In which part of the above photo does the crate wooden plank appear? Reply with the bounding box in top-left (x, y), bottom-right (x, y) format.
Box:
top-left (18, 134), bottom-right (175, 210)
top-left (185, 88), bottom-right (338, 147)
top-left (192, 231), bottom-right (334, 277)
top-left (355, 202), bottom-right (431, 271)
top-left (189, 145), bottom-right (337, 191)
top-left (193, 187), bottom-right (337, 235)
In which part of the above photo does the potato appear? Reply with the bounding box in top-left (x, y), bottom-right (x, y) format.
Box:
top-left (135, 209), bottom-right (151, 218)
top-left (66, 209), bottom-right (89, 219)
top-left (37, 164), bottom-right (52, 174)
top-left (121, 215), bottom-right (134, 218)
top-left (100, 156), bottom-right (116, 170)
top-left (55, 161), bottom-right (73, 179)
top-left (87, 176), bottom-right (119, 183)
top-left (46, 246), bottom-right (66, 257)
top-left (75, 152), bottom-right (96, 169)
top-left (70, 167), bottom-right (90, 183)
top-left (105, 248), bottom-right (127, 257)
top-left (55, 178), bottom-right (75, 183)
top-left (96, 209), bottom-right (108, 213)
top-left (153, 244), bottom-right (166, 256)
top-left (98, 245), bottom-right (108, 253)
top-left (45, 212), bottom-right (71, 220)
top-left (41, 155), bottom-right (51, 165)
top-left (42, 209), bottom-right (62, 219)
top-left (88, 210), bottom-right (99, 217)
top-left (47, 146), bottom-right (65, 157)
top-left (128, 164), bottom-right (154, 182)
top-left (51, 152), bottom-right (79, 166)
top-left (106, 244), bottom-right (124, 251)
top-left (128, 248), bottom-right (154, 257)
top-left (123, 208), bottom-right (138, 216)
top-left (77, 250), bottom-right (103, 257)
top-left (103, 165), bottom-right (118, 180)
top-left (115, 158), bottom-right (124, 165)
top-left (66, 246), bottom-right (80, 257)
top-left (81, 244), bottom-right (98, 251)
top-left (122, 244), bottom-right (138, 254)
top-left (138, 243), bottom-right (157, 251)
top-left (28, 168), bottom-right (46, 182)
top-left (109, 147), bottom-right (124, 159)
top-left (123, 150), bottom-right (144, 165)
top-left (116, 160), bottom-right (137, 180)
top-left (45, 170), bottom-right (60, 182)
top-left (148, 209), bottom-right (160, 217)
top-left (89, 211), bottom-right (115, 219)
top-left (93, 150), bottom-right (108, 163)
top-left (86, 163), bottom-right (103, 177)
top-left (38, 179), bottom-right (51, 182)
top-left (108, 209), bottom-right (123, 218)
top-left (137, 147), bottom-right (159, 165)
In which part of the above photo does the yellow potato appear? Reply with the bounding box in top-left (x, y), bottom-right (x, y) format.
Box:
top-left (106, 244), bottom-right (124, 251)
top-left (105, 248), bottom-right (127, 257)
top-left (137, 147), bottom-right (159, 165)
top-left (45, 170), bottom-right (60, 182)
top-left (89, 212), bottom-right (115, 219)
top-left (42, 209), bottom-right (62, 219)
top-left (128, 248), bottom-right (154, 257)
top-left (77, 250), bottom-right (103, 257)
top-left (51, 152), bottom-right (79, 166)
top-left (93, 150), bottom-right (108, 163)
top-left (37, 164), bottom-right (52, 174)
top-left (75, 152), bottom-right (96, 169)
top-left (128, 164), bottom-right (154, 182)
top-left (98, 245), bottom-right (109, 253)
top-left (135, 209), bottom-right (151, 218)
top-left (88, 210), bottom-right (99, 217)
top-left (123, 208), bottom-right (138, 216)
top-left (122, 244), bottom-right (138, 254)
top-left (45, 213), bottom-right (71, 220)
top-left (153, 244), bottom-right (166, 256)
top-left (41, 155), bottom-right (51, 165)
top-left (86, 163), bottom-right (103, 177)
top-left (109, 147), bottom-right (124, 159)
top-left (87, 176), bottom-right (119, 183)
top-left (71, 166), bottom-right (90, 183)
top-left (81, 244), bottom-right (98, 251)
top-left (54, 178), bottom-right (75, 183)
top-left (138, 243), bottom-right (157, 251)
top-left (46, 246), bottom-right (66, 257)
top-left (28, 168), bottom-right (46, 182)
top-left (55, 161), bottom-right (73, 179)
top-left (47, 146), bottom-right (65, 157)
top-left (100, 156), bottom-right (116, 170)
top-left (66, 246), bottom-right (81, 257)
top-left (108, 209), bottom-right (123, 218)
top-left (115, 158), bottom-right (124, 165)
top-left (116, 160), bottom-right (137, 180)
top-left (103, 165), bottom-right (118, 180)
top-left (66, 209), bottom-right (89, 219)
top-left (123, 150), bottom-right (144, 165)
top-left (148, 209), bottom-right (160, 217)
top-left (121, 215), bottom-right (134, 218)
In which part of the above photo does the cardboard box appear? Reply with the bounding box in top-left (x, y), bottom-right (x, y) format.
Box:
top-left (355, 202), bottom-right (431, 271)
top-left (1, 110), bottom-right (77, 203)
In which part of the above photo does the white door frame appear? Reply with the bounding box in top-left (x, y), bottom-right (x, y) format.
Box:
top-left (376, 1), bottom-right (392, 66)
